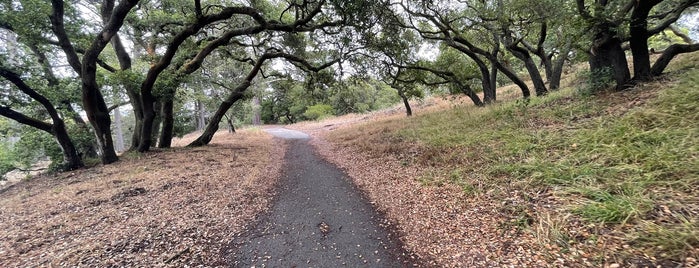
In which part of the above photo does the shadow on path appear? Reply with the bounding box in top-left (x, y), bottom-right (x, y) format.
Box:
top-left (225, 128), bottom-right (413, 267)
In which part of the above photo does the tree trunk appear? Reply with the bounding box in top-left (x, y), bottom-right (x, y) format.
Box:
top-left (52, 120), bottom-right (83, 170)
top-left (522, 56), bottom-right (548, 96)
top-left (189, 90), bottom-right (246, 147)
top-left (507, 46), bottom-right (548, 96)
top-left (0, 68), bottom-right (84, 170)
top-left (196, 100), bottom-right (206, 130)
top-left (158, 99), bottom-right (174, 148)
top-left (113, 105), bottom-right (125, 152)
top-left (474, 59), bottom-right (495, 104)
top-left (138, 92), bottom-right (156, 152)
top-left (629, 3), bottom-right (654, 81)
top-left (151, 101), bottom-right (162, 143)
top-left (651, 43), bottom-right (699, 76)
top-left (128, 91), bottom-right (143, 150)
top-left (224, 114), bottom-right (235, 133)
top-left (459, 84), bottom-right (485, 107)
top-left (397, 89), bottom-right (412, 116)
top-left (549, 38), bottom-right (572, 90)
top-left (444, 40), bottom-right (495, 103)
top-left (251, 96), bottom-right (261, 125)
top-left (489, 60), bottom-right (498, 100)
top-left (82, 87), bottom-right (118, 164)
top-left (492, 59), bottom-right (531, 98)
top-left (589, 24), bottom-right (631, 89)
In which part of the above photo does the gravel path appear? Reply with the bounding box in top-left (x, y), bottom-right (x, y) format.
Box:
top-left (226, 128), bottom-right (412, 267)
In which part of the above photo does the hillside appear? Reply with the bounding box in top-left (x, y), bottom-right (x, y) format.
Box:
top-left (294, 54), bottom-right (699, 267)
top-left (1, 54), bottom-right (696, 266)
top-left (0, 130), bottom-right (284, 266)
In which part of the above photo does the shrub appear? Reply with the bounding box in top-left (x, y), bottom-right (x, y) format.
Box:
top-left (303, 104), bottom-right (334, 120)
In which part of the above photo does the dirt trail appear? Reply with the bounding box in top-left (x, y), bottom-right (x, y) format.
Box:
top-left (226, 128), bottom-right (413, 267)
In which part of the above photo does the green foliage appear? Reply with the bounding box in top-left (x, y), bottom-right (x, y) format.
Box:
top-left (173, 104), bottom-right (196, 138)
top-left (12, 128), bottom-right (61, 170)
top-left (578, 67), bottom-right (615, 94)
top-left (0, 140), bottom-right (15, 176)
top-left (330, 79), bottom-right (401, 114)
top-left (648, 29), bottom-right (688, 49)
top-left (303, 104), bottom-right (334, 120)
top-left (65, 122), bottom-right (96, 162)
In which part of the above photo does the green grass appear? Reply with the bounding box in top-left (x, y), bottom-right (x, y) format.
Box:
top-left (377, 55), bottom-right (699, 262)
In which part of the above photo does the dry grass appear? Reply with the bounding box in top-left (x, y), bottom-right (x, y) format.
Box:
top-left (0, 129), bottom-right (285, 267)
top-left (290, 54), bottom-right (699, 267)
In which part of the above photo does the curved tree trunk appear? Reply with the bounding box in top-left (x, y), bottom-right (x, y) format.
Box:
top-left (223, 114), bottom-right (236, 133)
top-left (459, 84), bottom-right (485, 107)
top-left (522, 56), bottom-right (548, 96)
top-left (651, 43), bottom-right (699, 76)
top-left (189, 90), bottom-right (247, 147)
top-left (506, 45), bottom-right (548, 96)
top-left (397, 89), bottom-right (412, 116)
top-left (0, 68), bottom-right (84, 170)
top-left (52, 120), bottom-right (84, 170)
top-left (492, 59), bottom-right (531, 98)
top-left (49, 0), bottom-right (137, 164)
top-left (473, 59), bottom-right (495, 104)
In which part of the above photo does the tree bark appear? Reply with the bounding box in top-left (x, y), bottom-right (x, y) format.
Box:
top-left (396, 88), bottom-right (412, 116)
top-left (445, 40), bottom-right (495, 103)
top-left (150, 101), bottom-right (162, 144)
top-left (489, 57), bottom-right (498, 98)
top-left (492, 59), bottom-right (531, 98)
top-left (223, 114), bottom-right (235, 133)
top-left (629, 1), bottom-right (657, 81)
top-left (549, 38), bottom-right (572, 90)
top-left (158, 99), bottom-right (174, 148)
top-left (189, 90), bottom-right (246, 146)
top-left (459, 84), bottom-right (485, 107)
top-left (114, 105), bottom-right (125, 152)
top-left (589, 23), bottom-right (631, 89)
top-left (651, 43), bottom-right (699, 76)
top-left (196, 100), bottom-right (206, 130)
top-left (50, 0), bottom-right (138, 164)
top-left (505, 44), bottom-right (548, 96)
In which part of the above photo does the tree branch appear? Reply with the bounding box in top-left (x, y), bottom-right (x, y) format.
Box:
top-left (0, 106), bottom-right (53, 134)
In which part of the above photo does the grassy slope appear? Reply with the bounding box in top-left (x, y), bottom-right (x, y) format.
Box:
top-left (327, 54), bottom-right (698, 265)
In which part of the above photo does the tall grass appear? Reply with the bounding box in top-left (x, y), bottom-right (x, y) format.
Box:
top-left (331, 53), bottom-right (699, 262)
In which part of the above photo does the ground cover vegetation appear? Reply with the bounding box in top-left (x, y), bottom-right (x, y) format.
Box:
top-left (318, 53), bottom-right (699, 266)
top-left (0, 0), bottom-right (698, 266)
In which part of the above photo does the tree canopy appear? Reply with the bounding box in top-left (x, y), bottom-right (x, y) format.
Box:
top-left (1, 0), bottom-right (697, 170)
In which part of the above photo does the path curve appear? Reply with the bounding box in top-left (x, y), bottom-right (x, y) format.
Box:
top-left (225, 128), bottom-right (412, 267)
